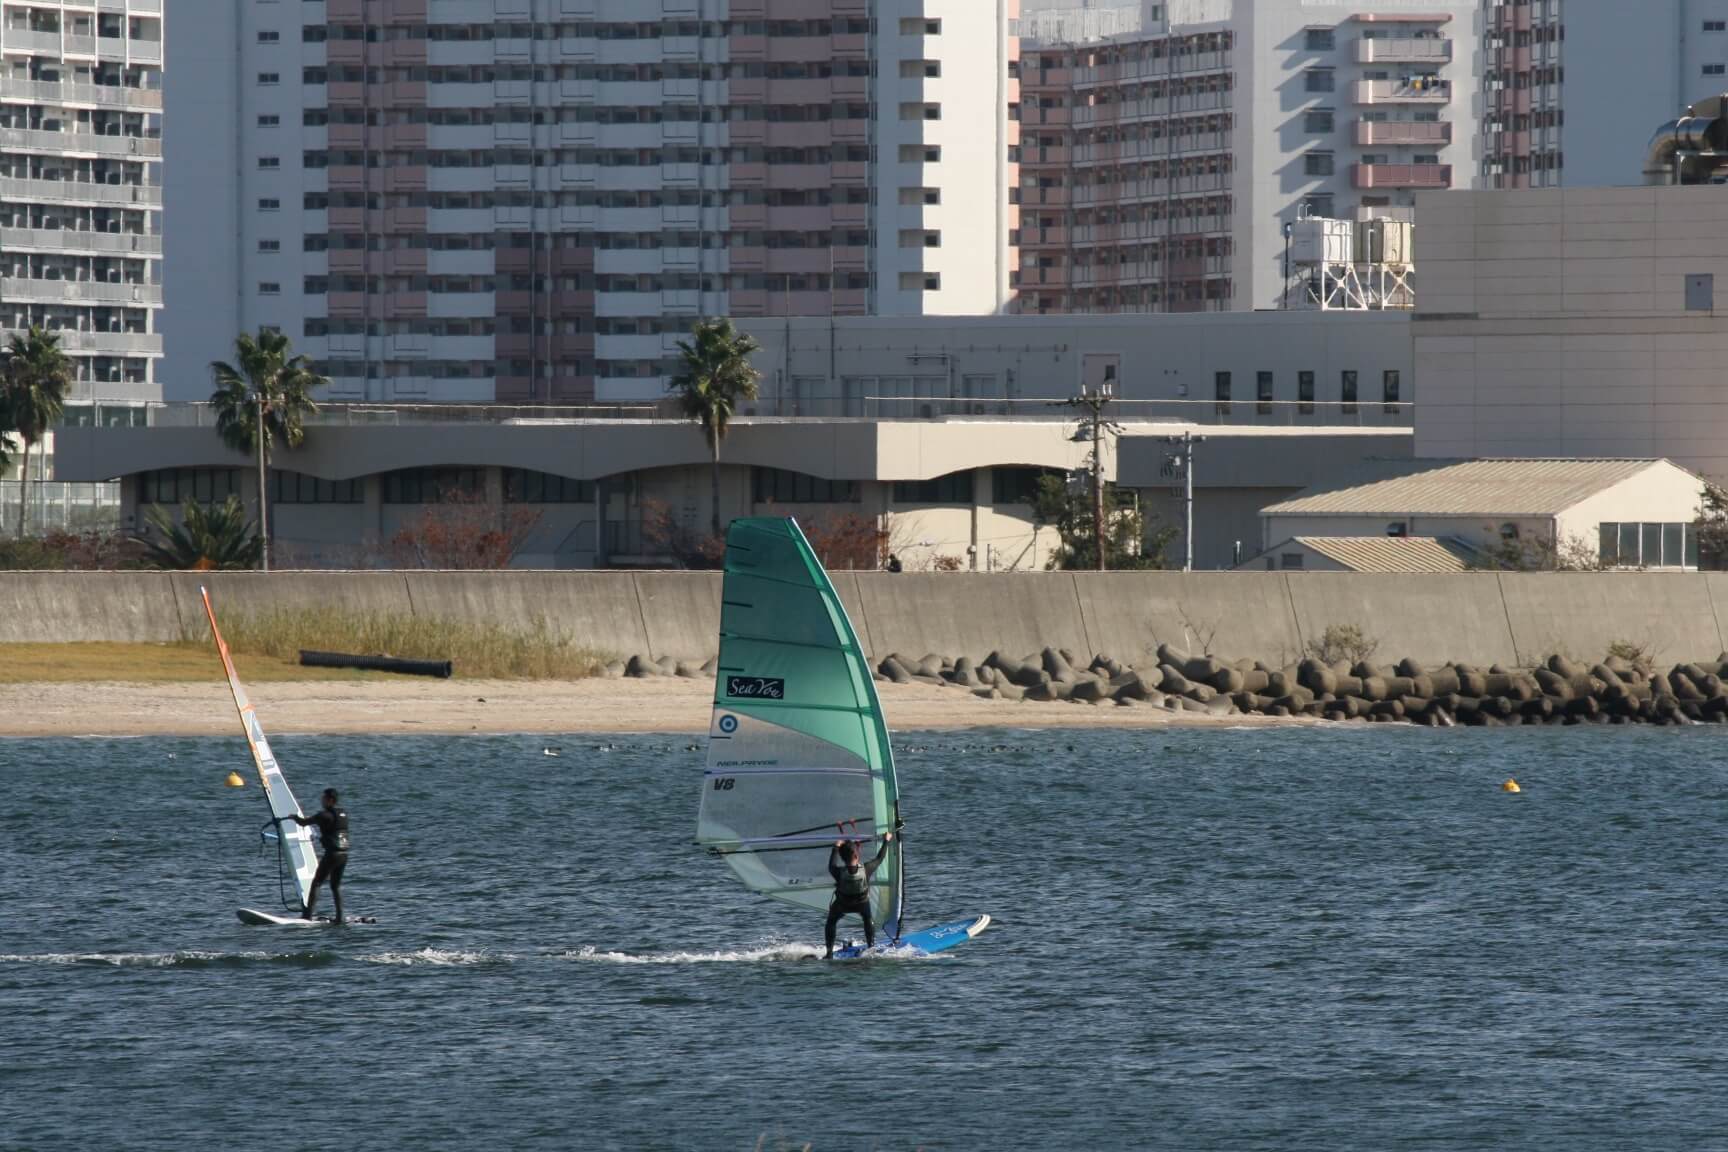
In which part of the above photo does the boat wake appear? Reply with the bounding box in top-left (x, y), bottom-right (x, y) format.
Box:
top-left (358, 948), bottom-right (515, 967)
top-left (0, 950), bottom-right (335, 968)
top-left (563, 942), bottom-right (824, 965)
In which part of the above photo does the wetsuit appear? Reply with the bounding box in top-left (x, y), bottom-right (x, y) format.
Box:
top-left (824, 839), bottom-right (890, 957)
top-left (294, 807), bottom-right (349, 924)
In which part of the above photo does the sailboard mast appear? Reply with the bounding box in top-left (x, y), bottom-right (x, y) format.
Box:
top-left (199, 586), bottom-right (318, 910)
top-left (696, 518), bottom-right (903, 940)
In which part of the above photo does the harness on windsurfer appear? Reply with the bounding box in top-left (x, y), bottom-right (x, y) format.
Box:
top-left (277, 788), bottom-right (349, 925)
top-left (824, 822), bottom-right (893, 959)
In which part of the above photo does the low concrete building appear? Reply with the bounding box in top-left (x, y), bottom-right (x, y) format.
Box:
top-left (1257, 458), bottom-right (1707, 570)
top-left (53, 405), bottom-right (1412, 571)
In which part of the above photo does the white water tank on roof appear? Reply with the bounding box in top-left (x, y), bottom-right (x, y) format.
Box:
top-left (1290, 217), bottom-right (1355, 265)
top-left (1356, 219), bottom-right (1414, 266)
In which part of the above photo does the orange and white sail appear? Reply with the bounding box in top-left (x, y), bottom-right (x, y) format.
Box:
top-left (200, 585), bottom-right (318, 908)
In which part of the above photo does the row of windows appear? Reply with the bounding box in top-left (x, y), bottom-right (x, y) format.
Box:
top-left (1599, 522), bottom-right (1699, 570)
top-left (138, 468), bottom-right (596, 506)
top-left (301, 19), bottom-right (891, 42)
top-left (139, 467), bottom-right (1071, 512)
top-left (1215, 370), bottom-right (1400, 413)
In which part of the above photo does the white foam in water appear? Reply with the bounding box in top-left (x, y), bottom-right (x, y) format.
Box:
top-left (359, 948), bottom-right (513, 967)
top-left (0, 951), bottom-right (272, 966)
top-left (564, 941), bottom-right (825, 965)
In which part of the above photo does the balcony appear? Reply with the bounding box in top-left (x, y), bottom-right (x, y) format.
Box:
top-left (1354, 78), bottom-right (1450, 105)
top-left (0, 177), bottom-right (161, 206)
top-left (49, 329), bottom-right (161, 355)
top-left (0, 126), bottom-right (161, 158)
top-left (1354, 119), bottom-right (1451, 146)
top-left (0, 277), bottom-right (163, 306)
top-left (1353, 162), bottom-right (1451, 189)
top-left (1356, 36), bottom-right (1453, 64)
top-left (0, 77), bottom-right (162, 110)
top-left (0, 227), bottom-right (161, 256)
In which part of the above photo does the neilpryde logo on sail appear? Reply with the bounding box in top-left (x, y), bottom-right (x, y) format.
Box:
top-left (725, 676), bottom-right (785, 700)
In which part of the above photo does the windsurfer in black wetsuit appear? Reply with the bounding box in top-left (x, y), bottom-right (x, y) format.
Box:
top-left (286, 788), bottom-right (349, 924)
top-left (824, 826), bottom-right (893, 959)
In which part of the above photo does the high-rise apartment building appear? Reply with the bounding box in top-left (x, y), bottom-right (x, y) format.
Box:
top-left (1484, 0), bottom-right (1728, 189)
top-left (0, 0), bottom-right (165, 404)
top-left (163, 0), bottom-right (1018, 405)
top-left (1015, 0), bottom-right (1478, 314)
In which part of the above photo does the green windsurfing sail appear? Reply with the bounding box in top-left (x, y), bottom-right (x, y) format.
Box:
top-left (697, 517), bottom-right (902, 938)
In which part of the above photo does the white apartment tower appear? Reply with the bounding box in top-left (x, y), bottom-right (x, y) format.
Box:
top-left (0, 0), bottom-right (165, 404)
top-left (163, 0), bottom-right (1019, 404)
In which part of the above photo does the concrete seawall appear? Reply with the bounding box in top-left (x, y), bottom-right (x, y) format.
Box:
top-left (1, 570), bottom-right (1724, 668)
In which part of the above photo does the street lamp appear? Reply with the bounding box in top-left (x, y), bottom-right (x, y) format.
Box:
top-left (1281, 220), bottom-right (1294, 310)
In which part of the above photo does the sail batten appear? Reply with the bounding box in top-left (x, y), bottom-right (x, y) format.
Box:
top-left (697, 518), bottom-right (902, 936)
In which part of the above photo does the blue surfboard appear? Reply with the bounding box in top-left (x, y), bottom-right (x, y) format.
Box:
top-left (833, 914), bottom-right (990, 961)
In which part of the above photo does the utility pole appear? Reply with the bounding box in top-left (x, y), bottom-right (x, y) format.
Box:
top-left (1058, 374), bottom-right (1114, 571)
top-left (1164, 431), bottom-right (1203, 572)
top-left (257, 390), bottom-right (270, 574)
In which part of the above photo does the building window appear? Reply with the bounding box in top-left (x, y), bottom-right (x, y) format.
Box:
top-left (258, 239), bottom-right (280, 252)
top-left (1341, 369), bottom-right (1358, 414)
top-left (258, 198), bottom-right (280, 211)
top-left (258, 114), bottom-right (279, 127)
top-left (1708, 20), bottom-right (1728, 32)
top-left (992, 467), bottom-right (1060, 506)
top-left (381, 468), bottom-right (485, 504)
top-left (1383, 369), bottom-right (1401, 411)
top-left (1214, 370), bottom-right (1231, 416)
top-left (1301, 193), bottom-right (1335, 218)
top-left (137, 468), bottom-right (243, 505)
top-left (1304, 28), bottom-right (1336, 51)
top-left (1304, 108), bottom-right (1335, 134)
top-left (258, 156), bottom-right (280, 169)
top-left (752, 468), bottom-right (860, 504)
top-left (258, 282), bottom-right (280, 295)
top-left (1706, 63), bottom-right (1727, 76)
top-left (1257, 370), bottom-right (1274, 415)
top-left (893, 471), bottom-right (973, 505)
top-left (1305, 68), bottom-right (1335, 93)
top-left (257, 72), bottom-right (280, 85)
top-left (1298, 370), bottom-right (1315, 414)
top-left (269, 471), bottom-right (362, 505)
top-left (258, 30), bottom-right (280, 42)
top-left (1600, 522), bottom-right (1699, 568)
top-left (1304, 151), bottom-right (1335, 177)
top-left (502, 468), bottom-right (595, 504)
top-left (1281, 552), bottom-right (1305, 570)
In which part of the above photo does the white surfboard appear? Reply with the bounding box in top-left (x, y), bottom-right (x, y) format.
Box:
top-left (236, 907), bottom-right (371, 927)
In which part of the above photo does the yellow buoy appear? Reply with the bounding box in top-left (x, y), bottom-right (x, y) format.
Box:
top-left (1502, 778), bottom-right (1521, 793)
top-left (225, 771), bottom-right (246, 788)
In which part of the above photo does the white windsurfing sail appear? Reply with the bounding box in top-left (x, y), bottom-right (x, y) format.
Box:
top-left (200, 586), bottom-right (318, 909)
top-left (697, 518), bottom-right (903, 939)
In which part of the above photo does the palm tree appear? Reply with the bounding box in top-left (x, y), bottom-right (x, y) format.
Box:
top-left (210, 329), bottom-right (327, 571)
top-left (134, 496), bottom-right (264, 571)
top-left (0, 327), bottom-right (72, 539)
top-left (669, 317), bottom-right (760, 538)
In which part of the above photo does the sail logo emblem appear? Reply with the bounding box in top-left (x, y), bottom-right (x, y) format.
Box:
top-left (726, 676), bottom-right (785, 700)
top-left (717, 714), bottom-right (739, 735)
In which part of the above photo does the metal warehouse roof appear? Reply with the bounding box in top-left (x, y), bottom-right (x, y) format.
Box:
top-left (1290, 536), bottom-right (1480, 573)
top-left (1263, 458), bottom-right (1675, 517)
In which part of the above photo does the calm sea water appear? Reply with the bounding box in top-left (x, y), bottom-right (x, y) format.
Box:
top-left (2, 727), bottom-right (1727, 1150)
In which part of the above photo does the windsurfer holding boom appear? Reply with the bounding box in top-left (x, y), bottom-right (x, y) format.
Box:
top-left (276, 788), bottom-right (350, 925)
top-left (824, 823), bottom-right (893, 960)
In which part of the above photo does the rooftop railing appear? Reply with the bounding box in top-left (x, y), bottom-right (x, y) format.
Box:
top-left (114, 398), bottom-right (1416, 430)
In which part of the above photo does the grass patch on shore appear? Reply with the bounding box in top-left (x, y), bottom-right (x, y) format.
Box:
top-left (207, 607), bottom-right (611, 681)
top-left (0, 611), bottom-right (612, 683)
top-left (0, 642), bottom-right (371, 684)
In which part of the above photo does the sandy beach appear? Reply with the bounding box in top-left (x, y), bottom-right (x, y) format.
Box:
top-left (0, 676), bottom-right (1280, 737)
